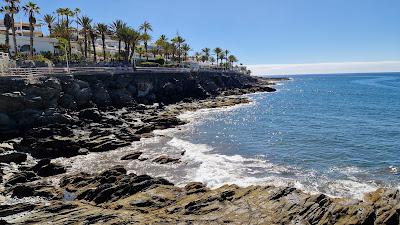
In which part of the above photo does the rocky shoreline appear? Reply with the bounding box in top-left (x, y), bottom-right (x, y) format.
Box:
top-left (0, 71), bottom-right (398, 224)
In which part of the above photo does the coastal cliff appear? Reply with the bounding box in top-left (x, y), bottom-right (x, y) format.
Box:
top-left (0, 71), bottom-right (399, 224)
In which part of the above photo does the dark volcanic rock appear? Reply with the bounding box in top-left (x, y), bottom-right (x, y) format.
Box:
top-left (36, 162), bottom-right (66, 177)
top-left (121, 152), bottom-right (143, 160)
top-left (152, 155), bottom-right (180, 164)
top-left (6, 171), bottom-right (37, 186)
top-left (0, 152), bottom-right (27, 164)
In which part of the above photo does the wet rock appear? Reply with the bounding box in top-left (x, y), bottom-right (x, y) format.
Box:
top-left (78, 108), bottom-right (102, 121)
top-left (0, 152), bottom-right (27, 164)
top-left (0, 203), bottom-right (35, 217)
top-left (153, 155), bottom-right (180, 164)
top-left (36, 162), bottom-right (66, 177)
top-left (6, 171), bottom-right (37, 186)
top-left (121, 152), bottom-right (143, 160)
top-left (87, 137), bottom-right (130, 152)
top-left (185, 182), bottom-right (208, 195)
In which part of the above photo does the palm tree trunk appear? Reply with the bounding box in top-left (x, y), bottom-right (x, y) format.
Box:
top-left (145, 42), bottom-right (148, 61)
top-left (131, 44), bottom-right (136, 71)
top-left (92, 37), bottom-right (97, 62)
top-left (216, 54), bottom-right (219, 67)
top-left (48, 25), bottom-right (52, 36)
top-left (11, 15), bottom-right (17, 56)
top-left (84, 32), bottom-right (87, 58)
top-left (66, 16), bottom-right (71, 58)
top-left (5, 28), bottom-right (10, 55)
top-left (29, 17), bottom-right (34, 57)
top-left (102, 35), bottom-right (106, 61)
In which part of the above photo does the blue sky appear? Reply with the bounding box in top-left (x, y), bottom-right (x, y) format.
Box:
top-left (20, 0), bottom-right (400, 73)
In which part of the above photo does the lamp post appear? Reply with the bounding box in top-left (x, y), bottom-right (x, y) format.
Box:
top-left (64, 44), bottom-right (70, 73)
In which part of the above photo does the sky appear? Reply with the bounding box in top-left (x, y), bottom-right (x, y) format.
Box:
top-left (19, 0), bottom-right (400, 75)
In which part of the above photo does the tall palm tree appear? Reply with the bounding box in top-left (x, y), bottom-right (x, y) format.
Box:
top-left (155, 35), bottom-right (167, 59)
top-left (171, 35), bottom-right (185, 62)
top-left (213, 47), bottom-right (222, 67)
top-left (78, 16), bottom-right (92, 58)
top-left (140, 33), bottom-right (151, 61)
top-left (224, 50), bottom-right (230, 68)
top-left (209, 56), bottom-right (216, 65)
top-left (228, 55), bottom-right (238, 69)
top-left (111, 20), bottom-right (125, 58)
top-left (139, 21), bottom-right (152, 61)
top-left (89, 26), bottom-right (97, 62)
top-left (218, 52), bottom-right (225, 67)
top-left (5, 0), bottom-right (20, 56)
top-left (0, 6), bottom-right (13, 54)
top-left (202, 48), bottom-right (210, 62)
top-left (96, 23), bottom-right (108, 61)
top-left (73, 8), bottom-right (80, 41)
top-left (128, 29), bottom-right (141, 69)
top-left (181, 44), bottom-right (191, 61)
top-left (58, 8), bottom-right (74, 56)
top-left (23, 2), bottom-right (40, 57)
top-left (139, 21), bottom-right (152, 34)
top-left (42, 14), bottom-right (55, 36)
top-left (194, 52), bottom-right (201, 62)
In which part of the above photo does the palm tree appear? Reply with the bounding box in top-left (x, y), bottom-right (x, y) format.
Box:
top-left (0, 6), bottom-right (13, 54)
top-left (140, 33), bottom-right (151, 61)
top-left (42, 14), bottom-right (55, 36)
top-left (171, 35), bottom-right (185, 62)
top-left (136, 46), bottom-right (145, 61)
top-left (155, 35), bottom-right (167, 59)
top-left (139, 21), bottom-right (152, 34)
top-left (194, 52), bottom-right (201, 62)
top-left (139, 21), bottom-right (152, 61)
top-left (214, 47), bottom-right (222, 67)
top-left (74, 8), bottom-right (80, 41)
top-left (224, 50), bottom-right (230, 68)
top-left (89, 26), bottom-right (97, 62)
top-left (202, 48), bottom-right (210, 62)
top-left (210, 56), bottom-right (216, 65)
top-left (128, 29), bottom-right (141, 68)
top-left (5, 0), bottom-right (20, 56)
top-left (58, 8), bottom-right (74, 56)
top-left (23, 2), bottom-right (40, 57)
top-left (111, 20), bottom-right (126, 59)
top-left (228, 55), bottom-right (238, 69)
top-left (218, 52), bottom-right (225, 67)
top-left (181, 44), bottom-right (191, 61)
top-left (96, 23), bottom-right (108, 61)
top-left (78, 16), bottom-right (92, 58)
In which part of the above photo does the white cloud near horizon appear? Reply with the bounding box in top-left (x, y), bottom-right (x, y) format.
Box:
top-left (247, 61), bottom-right (400, 76)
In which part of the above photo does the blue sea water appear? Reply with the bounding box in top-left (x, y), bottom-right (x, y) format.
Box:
top-left (172, 73), bottom-right (400, 198)
top-left (62, 73), bottom-right (400, 200)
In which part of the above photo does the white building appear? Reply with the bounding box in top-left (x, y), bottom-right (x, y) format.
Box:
top-left (0, 34), bottom-right (59, 55)
top-left (0, 20), bottom-right (43, 37)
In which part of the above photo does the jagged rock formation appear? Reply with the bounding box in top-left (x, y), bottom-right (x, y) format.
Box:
top-left (2, 167), bottom-right (399, 224)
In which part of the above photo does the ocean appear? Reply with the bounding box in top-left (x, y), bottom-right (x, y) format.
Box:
top-left (59, 73), bottom-right (400, 200)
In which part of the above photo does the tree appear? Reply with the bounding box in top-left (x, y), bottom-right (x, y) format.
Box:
top-left (224, 50), bottom-right (230, 68)
top-left (0, 6), bottom-right (13, 54)
top-left (209, 56), bottom-right (216, 65)
top-left (23, 2), bottom-right (40, 57)
top-left (202, 48), bottom-right (210, 62)
top-left (139, 21), bottom-right (152, 61)
top-left (228, 55), bottom-right (238, 69)
top-left (128, 29), bottom-right (141, 69)
top-left (5, 0), bottom-right (20, 56)
top-left (171, 35), bottom-right (185, 62)
top-left (111, 20), bottom-right (126, 59)
top-left (181, 44), bottom-right (191, 61)
top-left (42, 14), bottom-right (55, 36)
top-left (89, 26), bottom-right (97, 62)
top-left (136, 46), bottom-right (145, 61)
top-left (140, 33), bottom-right (151, 61)
top-left (57, 8), bottom-right (74, 57)
top-left (96, 23), bottom-right (108, 61)
top-left (78, 16), bottom-right (92, 59)
top-left (73, 8), bottom-right (80, 41)
top-left (214, 47), bottom-right (222, 67)
top-left (218, 52), bottom-right (225, 67)
top-left (155, 35), bottom-right (168, 59)
top-left (194, 52), bottom-right (201, 62)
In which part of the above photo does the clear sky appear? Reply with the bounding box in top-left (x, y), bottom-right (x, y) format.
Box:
top-left (20, 0), bottom-right (400, 74)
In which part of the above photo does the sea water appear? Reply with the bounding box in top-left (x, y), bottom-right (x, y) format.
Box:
top-left (60, 73), bottom-right (400, 200)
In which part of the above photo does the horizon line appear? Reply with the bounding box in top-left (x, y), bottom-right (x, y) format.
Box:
top-left (246, 60), bottom-right (400, 76)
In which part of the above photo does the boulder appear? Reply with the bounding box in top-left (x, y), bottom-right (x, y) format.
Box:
top-left (6, 171), bottom-right (37, 186)
top-left (152, 156), bottom-right (180, 164)
top-left (36, 162), bottom-right (66, 177)
top-left (0, 152), bottom-right (27, 164)
top-left (121, 152), bottom-right (143, 161)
